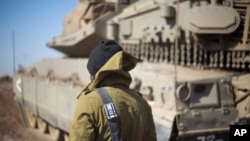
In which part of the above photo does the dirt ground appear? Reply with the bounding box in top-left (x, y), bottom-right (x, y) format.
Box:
top-left (0, 75), bottom-right (53, 141)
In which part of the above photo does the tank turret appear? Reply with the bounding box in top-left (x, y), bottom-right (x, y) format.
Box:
top-left (46, 0), bottom-right (137, 57)
top-left (107, 0), bottom-right (250, 70)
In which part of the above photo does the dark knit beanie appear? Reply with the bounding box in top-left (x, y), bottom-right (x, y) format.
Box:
top-left (87, 40), bottom-right (123, 76)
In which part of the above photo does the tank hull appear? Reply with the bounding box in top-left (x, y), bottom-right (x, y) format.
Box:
top-left (13, 57), bottom-right (245, 140)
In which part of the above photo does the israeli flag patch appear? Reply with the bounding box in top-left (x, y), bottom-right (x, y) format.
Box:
top-left (104, 103), bottom-right (117, 119)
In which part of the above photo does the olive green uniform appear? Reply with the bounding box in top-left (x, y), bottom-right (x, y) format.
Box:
top-left (69, 51), bottom-right (157, 141)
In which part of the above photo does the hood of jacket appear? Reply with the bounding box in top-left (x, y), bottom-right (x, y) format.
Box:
top-left (83, 51), bottom-right (137, 94)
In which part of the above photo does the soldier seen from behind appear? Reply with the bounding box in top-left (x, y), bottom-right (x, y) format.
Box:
top-left (69, 40), bottom-right (157, 141)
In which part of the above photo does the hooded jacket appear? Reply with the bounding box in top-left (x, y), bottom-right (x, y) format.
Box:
top-left (69, 51), bottom-right (157, 141)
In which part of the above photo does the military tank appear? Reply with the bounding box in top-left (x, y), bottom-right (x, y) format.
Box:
top-left (13, 0), bottom-right (250, 141)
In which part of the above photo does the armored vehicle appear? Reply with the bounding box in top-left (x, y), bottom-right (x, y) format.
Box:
top-left (13, 0), bottom-right (250, 141)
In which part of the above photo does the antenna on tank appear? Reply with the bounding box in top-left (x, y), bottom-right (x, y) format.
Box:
top-left (12, 31), bottom-right (16, 73)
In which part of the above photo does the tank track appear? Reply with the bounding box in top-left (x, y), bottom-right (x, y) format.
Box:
top-left (121, 42), bottom-right (250, 70)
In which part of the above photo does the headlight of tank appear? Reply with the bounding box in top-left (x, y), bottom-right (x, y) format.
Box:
top-left (176, 83), bottom-right (190, 101)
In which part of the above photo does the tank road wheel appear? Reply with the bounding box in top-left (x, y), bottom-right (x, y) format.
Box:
top-left (24, 108), bottom-right (37, 128)
top-left (37, 117), bottom-right (47, 133)
top-left (48, 125), bottom-right (61, 141)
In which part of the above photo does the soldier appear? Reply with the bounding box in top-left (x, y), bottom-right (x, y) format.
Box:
top-left (69, 40), bottom-right (157, 141)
